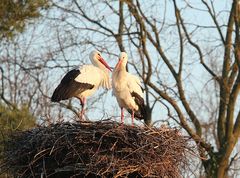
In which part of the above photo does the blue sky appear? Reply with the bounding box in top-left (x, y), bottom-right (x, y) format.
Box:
top-left (29, 0), bottom-right (236, 127)
top-left (2, 0), bottom-right (237, 128)
top-left (1, 0), bottom-right (239, 176)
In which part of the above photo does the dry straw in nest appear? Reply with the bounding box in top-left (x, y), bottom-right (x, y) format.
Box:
top-left (1, 120), bottom-right (190, 178)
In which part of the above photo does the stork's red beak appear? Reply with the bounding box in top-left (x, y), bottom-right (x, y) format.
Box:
top-left (116, 58), bottom-right (122, 69)
top-left (99, 57), bottom-right (112, 72)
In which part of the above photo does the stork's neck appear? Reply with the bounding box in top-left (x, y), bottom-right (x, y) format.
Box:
top-left (115, 59), bottom-right (127, 71)
top-left (100, 65), bottom-right (110, 74)
top-left (91, 61), bottom-right (111, 89)
top-left (93, 62), bottom-right (109, 74)
top-left (99, 68), bottom-right (111, 89)
top-left (113, 64), bottom-right (127, 80)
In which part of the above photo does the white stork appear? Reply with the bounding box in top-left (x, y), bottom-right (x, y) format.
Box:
top-left (51, 50), bottom-right (112, 119)
top-left (112, 52), bottom-right (146, 126)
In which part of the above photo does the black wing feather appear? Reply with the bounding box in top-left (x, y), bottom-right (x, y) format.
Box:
top-left (51, 69), bottom-right (94, 102)
top-left (127, 91), bottom-right (146, 120)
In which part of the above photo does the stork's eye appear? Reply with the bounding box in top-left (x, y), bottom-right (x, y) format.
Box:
top-left (98, 53), bottom-right (100, 56)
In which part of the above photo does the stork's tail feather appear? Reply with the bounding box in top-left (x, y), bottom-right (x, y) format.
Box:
top-left (128, 91), bottom-right (147, 120)
top-left (127, 104), bottom-right (147, 120)
top-left (51, 84), bottom-right (70, 102)
top-left (51, 94), bottom-right (61, 102)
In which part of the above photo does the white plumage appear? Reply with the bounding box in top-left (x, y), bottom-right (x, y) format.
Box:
top-left (112, 52), bottom-right (146, 125)
top-left (74, 65), bottom-right (111, 98)
top-left (51, 50), bottom-right (112, 119)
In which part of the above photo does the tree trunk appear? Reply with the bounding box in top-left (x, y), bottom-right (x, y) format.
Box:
top-left (143, 105), bottom-right (152, 126)
top-left (217, 162), bottom-right (228, 178)
top-left (203, 152), bottom-right (229, 178)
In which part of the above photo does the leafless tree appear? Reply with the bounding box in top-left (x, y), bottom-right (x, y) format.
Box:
top-left (47, 0), bottom-right (239, 177)
top-left (1, 0), bottom-right (239, 177)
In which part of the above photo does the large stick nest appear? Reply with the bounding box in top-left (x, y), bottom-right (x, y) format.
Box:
top-left (2, 120), bottom-right (190, 178)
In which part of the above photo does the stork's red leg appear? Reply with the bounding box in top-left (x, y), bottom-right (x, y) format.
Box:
top-left (131, 110), bottom-right (135, 127)
top-left (121, 107), bottom-right (124, 124)
top-left (79, 97), bottom-right (86, 120)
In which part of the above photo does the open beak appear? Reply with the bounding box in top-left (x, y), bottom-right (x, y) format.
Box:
top-left (99, 57), bottom-right (112, 72)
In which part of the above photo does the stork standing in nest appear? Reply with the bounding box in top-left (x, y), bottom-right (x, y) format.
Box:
top-left (51, 50), bottom-right (112, 119)
top-left (112, 52), bottom-right (146, 126)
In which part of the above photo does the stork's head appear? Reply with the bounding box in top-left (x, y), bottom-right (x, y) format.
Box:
top-left (116, 52), bottom-right (128, 69)
top-left (89, 50), bottom-right (112, 72)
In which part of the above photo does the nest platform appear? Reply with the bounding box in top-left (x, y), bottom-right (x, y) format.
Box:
top-left (1, 120), bottom-right (189, 178)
